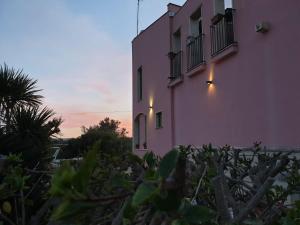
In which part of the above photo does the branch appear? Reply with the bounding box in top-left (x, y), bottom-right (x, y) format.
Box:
top-left (25, 168), bottom-right (53, 175)
top-left (111, 197), bottom-right (130, 225)
top-left (20, 190), bottom-right (25, 225)
top-left (233, 178), bottom-right (275, 223)
top-left (30, 198), bottom-right (60, 225)
top-left (192, 164), bottom-right (207, 202)
top-left (87, 192), bottom-right (133, 203)
top-left (25, 174), bottom-right (44, 199)
top-left (0, 212), bottom-right (17, 225)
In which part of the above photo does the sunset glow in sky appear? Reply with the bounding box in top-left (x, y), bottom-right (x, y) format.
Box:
top-left (0, 0), bottom-right (185, 138)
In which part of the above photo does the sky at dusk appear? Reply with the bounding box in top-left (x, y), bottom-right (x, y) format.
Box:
top-left (0, 0), bottom-right (186, 138)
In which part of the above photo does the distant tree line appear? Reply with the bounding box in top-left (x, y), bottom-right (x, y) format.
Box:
top-left (59, 117), bottom-right (132, 159)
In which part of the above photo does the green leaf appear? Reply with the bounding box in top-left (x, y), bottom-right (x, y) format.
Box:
top-left (172, 219), bottom-right (189, 225)
top-left (184, 205), bottom-right (214, 224)
top-left (153, 190), bottom-right (181, 211)
top-left (123, 218), bottom-right (131, 225)
top-left (281, 217), bottom-right (297, 225)
top-left (111, 174), bottom-right (132, 190)
top-left (73, 145), bottom-right (98, 193)
top-left (144, 169), bottom-right (159, 181)
top-left (49, 162), bottom-right (76, 197)
top-left (158, 149), bottom-right (179, 179)
top-left (179, 200), bottom-right (215, 224)
top-left (244, 219), bottom-right (264, 225)
top-left (143, 151), bottom-right (157, 168)
top-left (132, 183), bottom-right (157, 207)
top-left (122, 198), bottom-right (137, 220)
top-left (51, 200), bottom-right (96, 221)
top-left (128, 153), bottom-right (143, 164)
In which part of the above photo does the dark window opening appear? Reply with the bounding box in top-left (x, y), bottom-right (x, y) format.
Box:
top-left (134, 114), bottom-right (147, 149)
top-left (137, 67), bottom-right (142, 101)
top-left (214, 0), bottom-right (233, 15)
top-left (187, 6), bottom-right (205, 71)
top-left (156, 112), bottom-right (162, 129)
top-left (169, 29), bottom-right (182, 79)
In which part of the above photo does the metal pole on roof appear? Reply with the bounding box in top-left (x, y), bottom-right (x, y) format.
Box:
top-left (137, 0), bottom-right (142, 35)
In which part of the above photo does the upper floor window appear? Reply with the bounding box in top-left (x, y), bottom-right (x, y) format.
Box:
top-left (214, 0), bottom-right (233, 15)
top-left (190, 7), bottom-right (202, 37)
top-left (169, 29), bottom-right (182, 79)
top-left (156, 112), bottom-right (163, 129)
top-left (211, 3), bottom-right (236, 56)
top-left (172, 29), bottom-right (181, 53)
top-left (187, 6), bottom-right (205, 71)
top-left (137, 67), bottom-right (142, 101)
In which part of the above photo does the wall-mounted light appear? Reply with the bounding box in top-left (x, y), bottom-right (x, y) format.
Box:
top-left (206, 80), bottom-right (213, 85)
top-left (149, 106), bottom-right (153, 109)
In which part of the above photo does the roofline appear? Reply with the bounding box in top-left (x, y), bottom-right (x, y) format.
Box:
top-left (132, 11), bottom-right (168, 43)
top-left (132, 2), bottom-right (183, 43)
top-left (167, 3), bottom-right (181, 8)
top-left (171, 0), bottom-right (190, 16)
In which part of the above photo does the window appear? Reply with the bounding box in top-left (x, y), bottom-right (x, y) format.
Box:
top-left (214, 0), bottom-right (232, 15)
top-left (170, 29), bottom-right (182, 79)
top-left (137, 67), bottom-right (142, 101)
top-left (190, 7), bottom-right (202, 37)
top-left (134, 114), bottom-right (147, 149)
top-left (211, 2), bottom-right (235, 56)
top-left (156, 112), bottom-right (162, 129)
top-left (134, 117), bottom-right (140, 148)
top-left (172, 29), bottom-right (181, 53)
top-left (187, 6), bottom-right (205, 70)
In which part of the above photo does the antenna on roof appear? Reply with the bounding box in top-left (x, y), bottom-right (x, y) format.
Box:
top-left (137, 0), bottom-right (143, 35)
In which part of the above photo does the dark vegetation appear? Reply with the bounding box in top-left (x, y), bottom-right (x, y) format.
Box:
top-left (49, 145), bottom-right (300, 225)
top-left (60, 117), bottom-right (131, 159)
top-left (1, 64), bottom-right (300, 225)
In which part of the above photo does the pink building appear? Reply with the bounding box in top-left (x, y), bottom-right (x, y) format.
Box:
top-left (132, 0), bottom-right (300, 156)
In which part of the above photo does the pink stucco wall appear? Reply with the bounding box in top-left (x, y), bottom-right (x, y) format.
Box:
top-left (132, 0), bottom-right (300, 156)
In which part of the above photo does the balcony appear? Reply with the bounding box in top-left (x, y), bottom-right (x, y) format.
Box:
top-left (210, 8), bottom-right (236, 57)
top-left (187, 35), bottom-right (205, 71)
top-left (169, 51), bottom-right (182, 80)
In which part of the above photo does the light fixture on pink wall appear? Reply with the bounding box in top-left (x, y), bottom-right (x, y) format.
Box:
top-left (206, 80), bottom-right (213, 85)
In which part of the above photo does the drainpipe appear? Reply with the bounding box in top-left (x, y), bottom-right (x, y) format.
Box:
top-left (168, 5), bottom-right (176, 148)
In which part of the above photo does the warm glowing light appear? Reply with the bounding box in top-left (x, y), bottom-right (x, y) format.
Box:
top-left (149, 96), bottom-right (154, 117)
top-left (207, 64), bottom-right (216, 96)
top-left (209, 63), bottom-right (215, 81)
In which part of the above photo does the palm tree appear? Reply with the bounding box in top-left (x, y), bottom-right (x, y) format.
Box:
top-left (0, 64), bottom-right (43, 132)
top-left (0, 64), bottom-right (62, 167)
top-left (0, 106), bottom-right (62, 167)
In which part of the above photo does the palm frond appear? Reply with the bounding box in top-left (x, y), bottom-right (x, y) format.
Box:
top-left (0, 64), bottom-right (43, 127)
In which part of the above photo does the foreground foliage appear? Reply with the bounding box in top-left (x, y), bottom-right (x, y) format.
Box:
top-left (49, 144), bottom-right (300, 225)
top-left (0, 64), bottom-right (61, 225)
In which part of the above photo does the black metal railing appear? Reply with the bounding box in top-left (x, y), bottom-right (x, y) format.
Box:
top-left (169, 51), bottom-right (182, 79)
top-left (187, 35), bottom-right (205, 71)
top-left (210, 9), bottom-right (236, 56)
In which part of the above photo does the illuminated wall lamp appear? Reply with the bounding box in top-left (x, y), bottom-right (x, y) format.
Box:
top-left (206, 80), bottom-right (213, 85)
top-left (149, 106), bottom-right (153, 109)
